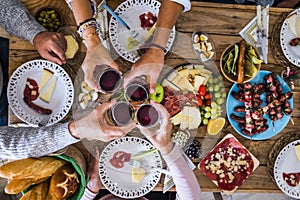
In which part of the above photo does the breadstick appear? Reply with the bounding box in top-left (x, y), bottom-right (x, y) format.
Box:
top-left (237, 39), bottom-right (246, 83)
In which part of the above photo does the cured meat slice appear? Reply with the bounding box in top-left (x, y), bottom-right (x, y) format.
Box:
top-left (109, 151), bottom-right (131, 169)
top-left (283, 172), bottom-right (300, 187)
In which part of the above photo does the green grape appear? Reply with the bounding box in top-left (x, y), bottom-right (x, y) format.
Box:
top-left (202, 118), bottom-right (209, 125)
top-left (200, 110), bottom-right (205, 115)
top-left (213, 85), bottom-right (220, 92)
top-left (216, 98), bottom-right (224, 105)
top-left (215, 92), bottom-right (221, 98)
top-left (208, 78), bottom-right (214, 84)
top-left (222, 93), bottom-right (227, 98)
top-left (204, 106), bottom-right (212, 112)
top-left (204, 112), bottom-right (211, 118)
top-left (211, 102), bottom-right (218, 109)
top-left (208, 86), bottom-right (214, 92)
top-left (211, 108), bottom-right (217, 115)
top-left (211, 113), bottom-right (218, 119)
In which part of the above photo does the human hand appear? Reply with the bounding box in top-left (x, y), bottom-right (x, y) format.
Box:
top-left (138, 103), bottom-right (174, 154)
top-left (81, 43), bottom-right (120, 91)
top-left (86, 147), bottom-right (102, 193)
top-left (33, 31), bottom-right (67, 65)
top-left (124, 48), bottom-right (164, 93)
top-left (71, 100), bottom-right (135, 141)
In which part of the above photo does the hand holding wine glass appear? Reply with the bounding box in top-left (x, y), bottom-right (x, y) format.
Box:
top-left (138, 103), bottom-right (174, 155)
top-left (81, 44), bottom-right (120, 91)
top-left (72, 101), bottom-right (135, 142)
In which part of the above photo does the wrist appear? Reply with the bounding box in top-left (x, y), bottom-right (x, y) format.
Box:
top-left (148, 43), bottom-right (166, 53)
top-left (159, 142), bottom-right (174, 155)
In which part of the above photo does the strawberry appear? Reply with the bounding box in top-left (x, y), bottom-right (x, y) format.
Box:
top-left (196, 95), bottom-right (203, 107)
top-left (204, 93), bottom-right (212, 100)
top-left (198, 84), bottom-right (206, 96)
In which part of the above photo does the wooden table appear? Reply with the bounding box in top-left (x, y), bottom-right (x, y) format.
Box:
top-left (8, 0), bottom-right (298, 195)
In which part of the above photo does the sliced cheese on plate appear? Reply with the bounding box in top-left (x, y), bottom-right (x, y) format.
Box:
top-left (194, 75), bottom-right (206, 91)
top-left (294, 144), bottom-right (300, 161)
top-left (39, 68), bottom-right (54, 91)
top-left (39, 77), bottom-right (57, 103)
top-left (132, 167), bottom-right (146, 183)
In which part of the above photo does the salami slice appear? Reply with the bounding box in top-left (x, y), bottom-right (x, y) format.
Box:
top-left (283, 172), bottom-right (300, 187)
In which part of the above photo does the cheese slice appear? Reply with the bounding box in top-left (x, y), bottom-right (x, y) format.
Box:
top-left (287, 13), bottom-right (298, 37)
top-left (194, 75), bottom-right (206, 92)
top-left (132, 167), bottom-right (146, 183)
top-left (162, 79), bottom-right (180, 91)
top-left (295, 144), bottom-right (300, 161)
top-left (187, 107), bottom-right (201, 130)
top-left (39, 77), bottom-right (57, 103)
top-left (174, 77), bottom-right (194, 92)
top-left (170, 111), bottom-right (182, 125)
top-left (39, 68), bottom-right (54, 91)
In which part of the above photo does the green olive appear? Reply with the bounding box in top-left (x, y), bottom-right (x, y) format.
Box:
top-left (51, 13), bottom-right (57, 19)
top-left (37, 17), bottom-right (43, 22)
top-left (56, 21), bottom-right (61, 26)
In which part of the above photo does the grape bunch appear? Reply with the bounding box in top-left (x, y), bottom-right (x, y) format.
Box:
top-left (200, 75), bottom-right (226, 125)
top-left (184, 139), bottom-right (202, 159)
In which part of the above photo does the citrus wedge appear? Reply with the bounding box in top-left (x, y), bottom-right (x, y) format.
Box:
top-left (207, 117), bottom-right (225, 135)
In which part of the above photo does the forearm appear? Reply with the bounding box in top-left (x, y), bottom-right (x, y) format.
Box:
top-left (151, 0), bottom-right (186, 47)
top-left (0, 0), bottom-right (45, 43)
top-left (162, 144), bottom-right (201, 199)
top-left (0, 123), bottom-right (79, 160)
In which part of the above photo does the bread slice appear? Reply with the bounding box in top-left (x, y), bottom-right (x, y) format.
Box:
top-left (65, 35), bottom-right (79, 59)
top-left (39, 69), bottom-right (54, 91)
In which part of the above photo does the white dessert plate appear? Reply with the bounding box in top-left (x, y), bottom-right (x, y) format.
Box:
top-left (7, 59), bottom-right (74, 126)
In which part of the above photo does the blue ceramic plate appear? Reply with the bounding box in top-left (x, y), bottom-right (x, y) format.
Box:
top-left (226, 70), bottom-right (293, 140)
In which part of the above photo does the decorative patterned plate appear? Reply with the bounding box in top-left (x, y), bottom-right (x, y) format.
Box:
top-left (226, 70), bottom-right (293, 140)
top-left (7, 60), bottom-right (74, 126)
top-left (99, 137), bottom-right (162, 199)
top-left (109, 0), bottom-right (176, 63)
top-left (274, 139), bottom-right (300, 199)
top-left (280, 9), bottom-right (300, 67)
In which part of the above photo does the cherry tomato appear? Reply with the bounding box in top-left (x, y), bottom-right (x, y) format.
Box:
top-left (204, 93), bottom-right (212, 100)
top-left (204, 99), bottom-right (212, 106)
top-left (196, 95), bottom-right (203, 107)
top-left (198, 85), bottom-right (206, 96)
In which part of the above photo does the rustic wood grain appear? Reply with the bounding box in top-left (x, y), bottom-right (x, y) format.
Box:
top-left (7, 0), bottom-right (297, 195)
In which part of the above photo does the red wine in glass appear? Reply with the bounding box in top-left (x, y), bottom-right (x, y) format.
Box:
top-left (94, 65), bottom-right (122, 93)
top-left (136, 104), bottom-right (159, 127)
top-left (125, 78), bottom-right (149, 105)
top-left (111, 101), bottom-right (134, 126)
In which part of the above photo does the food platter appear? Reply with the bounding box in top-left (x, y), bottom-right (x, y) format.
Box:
top-left (274, 139), bottom-right (300, 199)
top-left (109, 0), bottom-right (176, 63)
top-left (7, 60), bottom-right (74, 126)
top-left (199, 134), bottom-right (259, 195)
top-left (99, 137), bottom-right (162, 199)
top-left (226, 70), bottom-right (293, 140)
top-left (161, 63), bottom-right (226, 130)
top-left (280, 8), bottom-right (300, 67)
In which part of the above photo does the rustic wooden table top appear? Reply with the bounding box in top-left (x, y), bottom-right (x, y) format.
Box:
top-left (8, 0), bottom-right (298, 194)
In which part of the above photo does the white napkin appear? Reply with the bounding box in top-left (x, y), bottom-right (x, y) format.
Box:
top-left (239, 6), bottom-right (269, 63)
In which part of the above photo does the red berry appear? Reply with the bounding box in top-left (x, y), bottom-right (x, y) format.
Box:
top-left (198, 85), bottom-right (206, 96)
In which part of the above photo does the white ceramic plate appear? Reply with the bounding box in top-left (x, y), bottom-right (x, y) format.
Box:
top-left (7, 60), bottom-right (74, 126)
top-left (280, 9), bottom-right (300, 67)
top-left (109, 0), bottom-right (176, 63)
top-left (99, 137), bottom-right (162, 199)
top-left (274, 139), bottom-right (300, 199)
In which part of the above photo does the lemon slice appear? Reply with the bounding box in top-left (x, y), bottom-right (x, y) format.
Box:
top-left (207, 117), bottom-right (225, 135)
